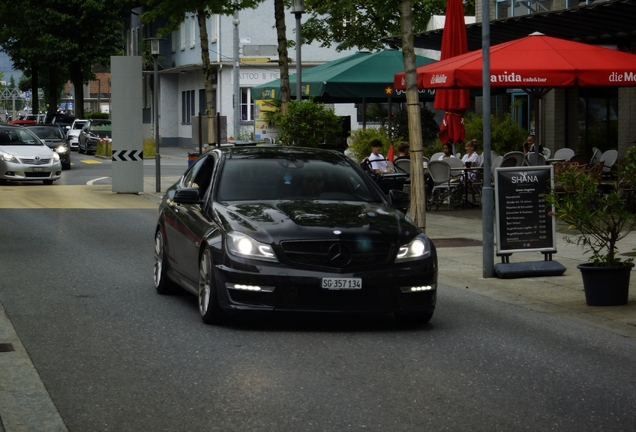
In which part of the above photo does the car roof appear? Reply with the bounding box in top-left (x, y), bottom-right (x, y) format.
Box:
top-left (219, 145), bottom-right (347, 163)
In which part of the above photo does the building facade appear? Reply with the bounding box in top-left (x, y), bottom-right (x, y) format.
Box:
top-left (127, 2), bottom-right (360, 147)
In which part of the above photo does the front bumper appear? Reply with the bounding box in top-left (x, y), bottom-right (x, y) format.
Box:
top-left (0, 160), bottom-right (62, 182)
top-left (214, 260), bottom-right (437, 314)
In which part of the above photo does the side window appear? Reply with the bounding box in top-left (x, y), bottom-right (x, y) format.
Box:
top-left (182, 157), bottom-right (206, 188)
top-left (192, 156), bottom-right (216, 199)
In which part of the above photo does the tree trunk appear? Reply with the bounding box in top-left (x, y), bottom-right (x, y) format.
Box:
top-left (274, 0), bottom-right (290, 116)
top-left (31, 65), bottom-right (39, 114)
top-left (70, 62), bottom-right (84, 118)
top-left (46, 67), bottom-right (59, 124)
top-left (198, 10), bottom-right (216, 144)
top-left (398, 0), bottom-right (426, 231)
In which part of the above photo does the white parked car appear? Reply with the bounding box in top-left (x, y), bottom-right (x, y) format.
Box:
top-left (0, 125), bottom-right (62, 185)
top-left (66, 119), bottom-right (88, 150)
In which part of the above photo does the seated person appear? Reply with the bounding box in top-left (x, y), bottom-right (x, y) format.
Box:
top-left (394, 141), bottom-right (410, 162)
top-left (523, 135), bottom-right (544, 155)
top-left (438, 142), bottom-right (456, 160)
top-left (302, 169), bottom-right (325, 197)
top-left (461, 139), bottom-right (481, 181)
top-left (368, 139), bottom-right (393, 174)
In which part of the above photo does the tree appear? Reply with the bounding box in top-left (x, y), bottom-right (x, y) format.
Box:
top-left (141, 0), bottom-right (265, 143)
top-left (294, 0), bottom-right (445, 230)
top-left (0, 0), bottom-right (135, 119)
top-left (302, 0), bottom-right (445, 52)
top-left (274, 0), bottom-right (291, 115)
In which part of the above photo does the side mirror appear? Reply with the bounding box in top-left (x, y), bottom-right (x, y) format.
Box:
top-left (173, 187), bottom-right (204, 205)
top-left (389, 189), bottom-right (410, 212)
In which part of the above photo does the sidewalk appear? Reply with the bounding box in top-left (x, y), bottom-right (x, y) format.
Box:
top-left (1, 146), bottom-right (635, 431)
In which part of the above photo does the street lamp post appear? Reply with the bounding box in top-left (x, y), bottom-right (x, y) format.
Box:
top-left (148, 38), bottom-right (163, 193)
top-left (291, 0), bottom-right (305, 101)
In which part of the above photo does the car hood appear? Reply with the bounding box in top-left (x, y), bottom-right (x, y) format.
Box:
top-left (41, 139), bottom-right (66, 148)
top-left (214, 200), bottom-right (419, 244)
top-left (0, 143), bottom-right (54, 158)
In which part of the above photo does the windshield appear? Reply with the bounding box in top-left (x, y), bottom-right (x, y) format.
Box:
top-left (27, 126), bottom-right (65, 140)
top-left (72, 121), bottom-right (87, 130)
top-left (0, 128), bottom-right (44, 146)
top-left (217, 158), bottom-right (379, 202)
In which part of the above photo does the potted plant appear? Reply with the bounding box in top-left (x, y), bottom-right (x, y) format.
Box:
top-left (545, 150), bottom-right (636, 306)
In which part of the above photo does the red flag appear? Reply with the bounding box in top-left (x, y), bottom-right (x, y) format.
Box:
top-left (387, 144), bottom-right (395, 162)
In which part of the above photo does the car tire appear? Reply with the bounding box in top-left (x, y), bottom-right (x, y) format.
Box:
top-left (43, 180), bottom-right (54, 185)
top-left (78, 144), bottom-right (85, 154)
top-left (63, 163), bottom-right (71, 170)
top-left (395, 311), bottom-right (433, 327)
top-left (154, 230), bottom-right (178, 295)
top-left (198, 248), bottom-right (223, 325)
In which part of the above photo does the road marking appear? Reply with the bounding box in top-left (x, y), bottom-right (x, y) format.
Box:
top-left (79, 160), bottom-right (102, 165)
top-left (87, 177), bottom-right (111, 185)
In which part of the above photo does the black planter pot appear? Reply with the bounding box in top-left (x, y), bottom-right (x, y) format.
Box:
top-left (577, 262), bottom-right (634, 306)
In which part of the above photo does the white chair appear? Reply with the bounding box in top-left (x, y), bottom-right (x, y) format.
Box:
top-left (542, 148), bottom-right (552, 159)
top-left (553, 148), bottom-right (575, 161)
top-left (427, 161), bottom-right (460, 210)
top-left (590, 147), bottom-right (602, 166)
top-left (394, 158), bottom-right (411, 175)
top-left (491, 155), bottom-right (503, 179)
top-left (599, 149), bottom-right (618, 177)
top-left (455, 152), bottom-right (461, 159)
top-left (523, 152), bottom-right (547, 166)
top-left (442, 156), bottom-right (464, 182)
top-left (430, 152), bottom-right (444, 161)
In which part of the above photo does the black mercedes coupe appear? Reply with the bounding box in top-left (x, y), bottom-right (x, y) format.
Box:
top-left (154, 146), bottom-right (437, 325)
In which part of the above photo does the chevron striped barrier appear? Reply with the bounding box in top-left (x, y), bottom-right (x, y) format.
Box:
top-left (112, 150), bottom-right (143, 162)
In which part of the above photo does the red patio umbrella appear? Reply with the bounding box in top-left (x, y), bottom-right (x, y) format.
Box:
top-left (395, 32), bottom-right (636, 158)
top-left (435, 0), bottom-right (470, 147)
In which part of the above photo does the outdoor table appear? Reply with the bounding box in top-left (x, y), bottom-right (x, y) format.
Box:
top-left (547, 158), bottom-right (567, 164)
top-left (450, 166), bottom-right (483, 208)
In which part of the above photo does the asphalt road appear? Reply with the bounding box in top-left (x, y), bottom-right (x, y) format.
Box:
top-left (1, 159), bottom-right (635, 431)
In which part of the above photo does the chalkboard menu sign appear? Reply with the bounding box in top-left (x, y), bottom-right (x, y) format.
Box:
top-left (495, 166), bottom-right (556, 254)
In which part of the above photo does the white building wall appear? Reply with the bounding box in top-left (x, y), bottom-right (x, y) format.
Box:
top-left (158, 0), bottom-right (363, 147)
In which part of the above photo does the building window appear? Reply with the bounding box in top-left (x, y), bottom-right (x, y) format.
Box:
top-left (495, 0), bottom-right (554, 19)
top-left (180, 22), bottom-right (186, 50)
top-left (190, 15), bottom-right (196, 48)
top-left (578, 88), bottom-right (618, 154)
top-left (199, 89), bottom-right (207, 116)
top-left (182, 90), bottom-right (195, 124)
top-left (241, 88), bottom-right (254, 122)
top-left (172, 30), bottom-right (177, 53)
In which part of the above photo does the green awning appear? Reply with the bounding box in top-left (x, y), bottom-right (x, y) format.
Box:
top-left (252, 50), bottom-right (437, 103)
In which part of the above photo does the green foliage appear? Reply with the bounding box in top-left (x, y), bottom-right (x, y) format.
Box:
top-left (270, 100), bottom-right (343, 147)
top-left (545, 155), bottom-right (636, 266)
top-left (347, 127), bottom-right (390, 162)
top-left (463, 111), bottom-right (528, 155)
top-left (85, 112), bottom-right (110, 119)
top-left (390, 104), bottom-right (439, 146)
top-left (302, 0), bottom-right (446, 52)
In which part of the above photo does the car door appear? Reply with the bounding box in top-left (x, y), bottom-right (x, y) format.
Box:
top-left (169, 154), bottom-right (218, 281)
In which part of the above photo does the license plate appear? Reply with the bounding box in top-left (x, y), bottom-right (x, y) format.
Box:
top-left (32, 167), bottom-right (44, 172)
top-left (322, 278), bottom-right (362, 290)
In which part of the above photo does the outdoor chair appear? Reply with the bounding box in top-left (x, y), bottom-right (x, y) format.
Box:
top-left (430, 152), bottom-right (444, 162)
top-left (523, 152), bottom-right (547, 166)
top-left (426, 161), bottom-right (461, 210)
top-left (501, 151), bottom-right (525, 167)
top-left (553, 148), bottom-right (575, 161)
top-left (590, 147), bottom-right (602, 166)
top-left (599, 149), bottom-right (618, 178)
top-left (569, 153), bottom-right (590, 166)
top-left (442, 156), bottom-right (464, 181)
top-left (394, 158), bottom-right (411, 175)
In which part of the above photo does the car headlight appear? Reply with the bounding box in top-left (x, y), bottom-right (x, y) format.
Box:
top-left (227, 232), bottom-right (278, 262)
top-left (52, 153), bottom-right (60, 161)
top-left (55, 145), bottom-right (68, 154)
top-left (0, 150), bottom-right (18, 163)
top-left (395, 234), bottom-right (431, 262)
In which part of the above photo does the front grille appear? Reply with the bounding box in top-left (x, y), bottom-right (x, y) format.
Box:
top-left (228, 290), bottom-right (275, 307)
top-left (19, 158), bottom-right (52, 165)
top-left (25, 172), bottom-right (51, 178)
top-left (277, 285), bottom-right (398, 311)
top-left (280, 240), bottom-right (393, 269)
